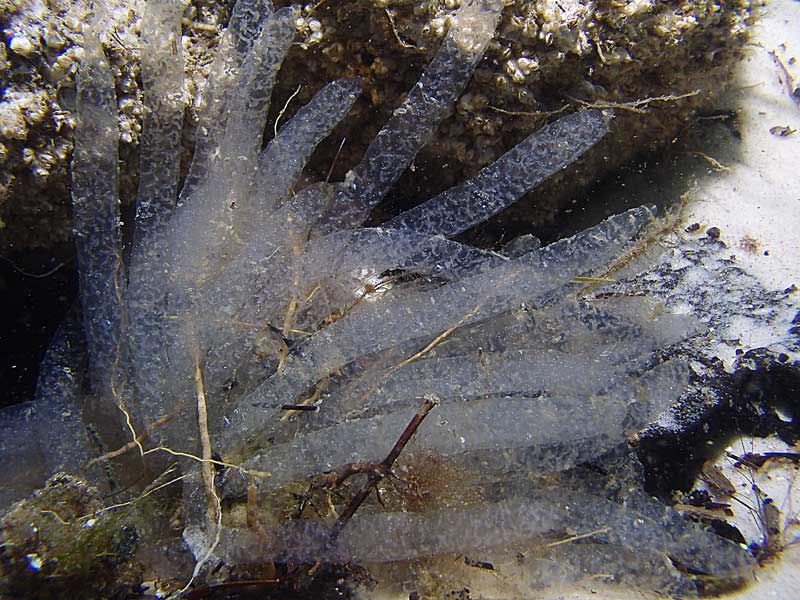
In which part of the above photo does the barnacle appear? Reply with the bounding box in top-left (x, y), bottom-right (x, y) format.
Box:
top-left (0, 0), bottom-right (756, 597)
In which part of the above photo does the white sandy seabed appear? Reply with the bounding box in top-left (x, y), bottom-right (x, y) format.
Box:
top-left (566, 0), bottom-right (800, 598)
top-left (690, 0), bottom-right (800, 597)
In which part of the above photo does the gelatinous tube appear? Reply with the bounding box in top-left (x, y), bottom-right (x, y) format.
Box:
top-left (171, 7), bottom-right (297, 291)
top-left (0, 402), bottom-right (49, 506)
top-left (132, 0), bottom-right (185, 241)
top-left (193, 487), bottom-right (753, 580)
top-left (227, 393), bottom-right (629, 494)
top-left (323, 0), bottom-right (505, 230)
top-left (127, 0), bottom-right (187, 424)
top-left (254, 78), bottom-right (362, 210)
top-left (44, 0), bottom-right (756, 594)
top-left (71, 32), bottom-right (124, 398)
top-left (226, 358), bottom-right (686, 497)
top-left (222, 207), bottom-right (651, 452)
top-left (386, 110), bottom-right (610, 237)
top-left (179, 0), bottom-right (275, 204)
top-left (31, 305), bottom-right (95, 477)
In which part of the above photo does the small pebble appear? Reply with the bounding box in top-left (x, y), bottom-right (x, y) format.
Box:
top-left (706, 226), bottom-right (721, 240)
top-left (9, 35), bottom-right (36, 58)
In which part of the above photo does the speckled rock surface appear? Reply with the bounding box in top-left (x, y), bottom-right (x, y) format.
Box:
top-left (0, 0), bottom-right (757, 252)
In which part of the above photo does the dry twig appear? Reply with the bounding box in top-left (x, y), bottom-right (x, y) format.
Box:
top-left (569, 90), bottom-right (700, 114)
top-left (87, 411), bottom-right (178, 467)
top-left (327, 396), bottom-right (438, 543)
top-left (176, 328), bottom-right (223, 597)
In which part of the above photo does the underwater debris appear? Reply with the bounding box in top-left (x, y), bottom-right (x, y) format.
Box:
top-left (0, 0), bottom-right (762, 597)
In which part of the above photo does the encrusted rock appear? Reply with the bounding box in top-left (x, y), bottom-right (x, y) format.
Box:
top-left (0, 0), bottom-right (758, 251)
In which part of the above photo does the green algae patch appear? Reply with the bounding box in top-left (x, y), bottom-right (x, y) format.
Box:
top-left (0, 474), bottom-right (143, 600)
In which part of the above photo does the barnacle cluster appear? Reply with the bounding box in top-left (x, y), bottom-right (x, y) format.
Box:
top-left (0, 0), bottom-right (756, 251)
top-left (0, 0), bottom-right (757, 597)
